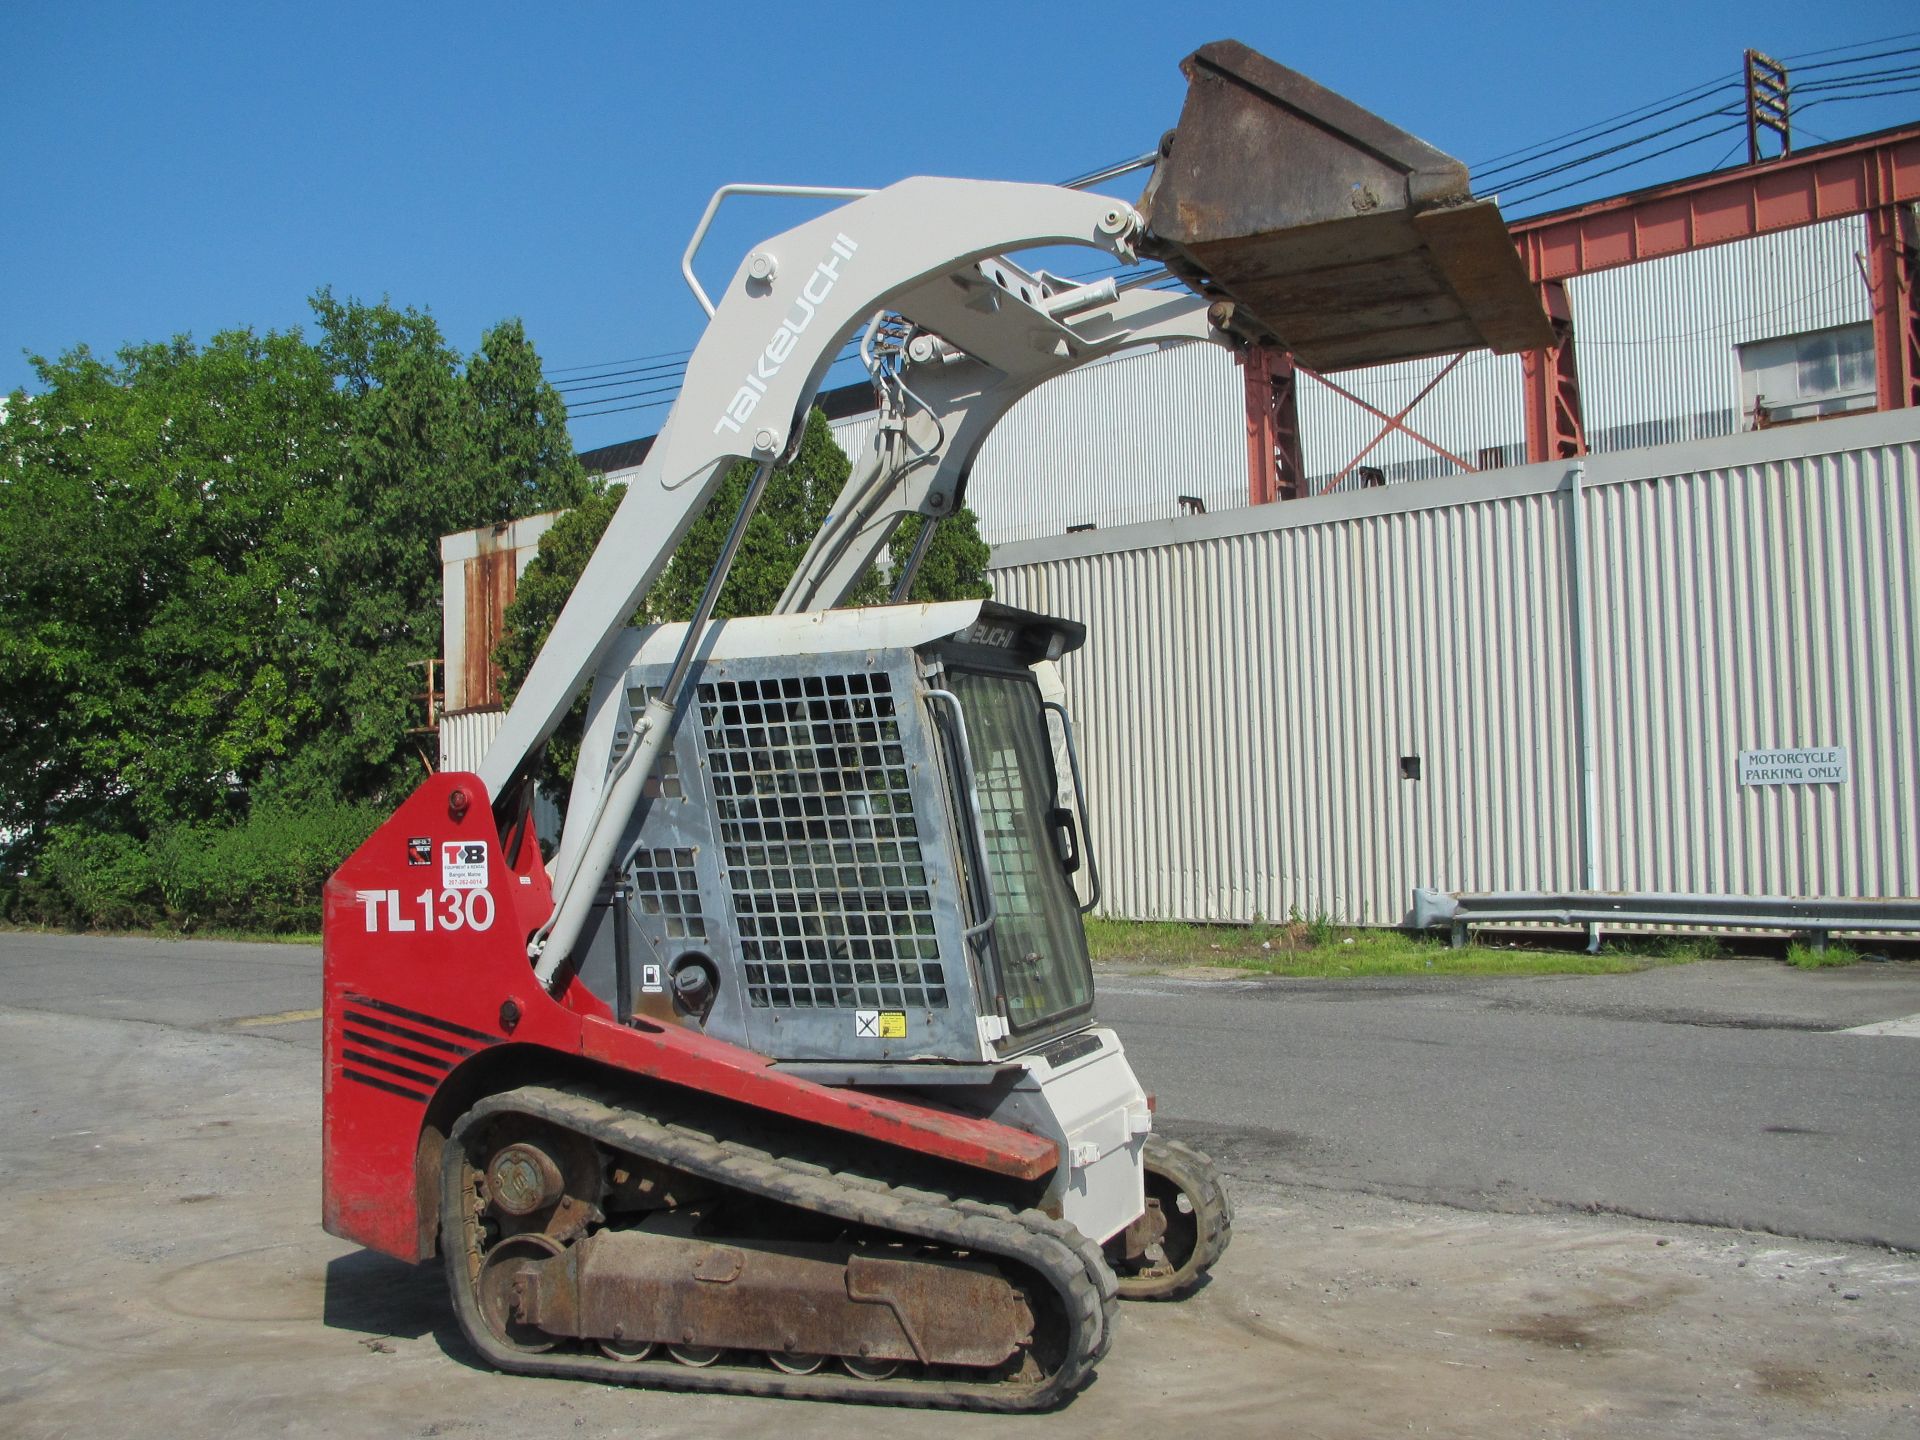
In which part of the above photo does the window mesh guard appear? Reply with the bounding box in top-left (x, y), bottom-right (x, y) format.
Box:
top-left (699, 671), bottom-right (948, 1011)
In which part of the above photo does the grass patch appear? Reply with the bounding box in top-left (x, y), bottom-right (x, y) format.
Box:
top-left (1084, 917), bottom-right (1653, 977)
top-left (1788, 939), bottom-right (1858, 969)
top-left (1596, 933), bottom-right (1728, 962)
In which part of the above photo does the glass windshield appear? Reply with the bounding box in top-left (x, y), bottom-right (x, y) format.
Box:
top-left (945, 668), bottom-right (1092, 1034)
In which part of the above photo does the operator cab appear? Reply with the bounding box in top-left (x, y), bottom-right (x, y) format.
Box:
top-left (566, 600), bottom-right (1101, 1067)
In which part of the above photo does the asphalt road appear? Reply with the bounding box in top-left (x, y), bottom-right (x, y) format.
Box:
top-left (1101, 962), bottom-right (1920, 1250)
top-left (4, 931), bottom-right (1918, 1249)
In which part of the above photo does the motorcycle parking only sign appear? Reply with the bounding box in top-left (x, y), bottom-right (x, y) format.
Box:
top-left (1738, 747), bottom-right (1849, 786)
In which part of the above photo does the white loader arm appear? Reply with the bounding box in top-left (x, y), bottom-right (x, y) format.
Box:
top-left (477, 177), bottom-right (1143, 801)
top-left (776, 276), bottom-right (1222, 614)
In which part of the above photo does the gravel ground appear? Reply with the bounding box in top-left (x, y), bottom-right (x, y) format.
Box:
top-left (3, 1000), bottom-right (1915, 1439)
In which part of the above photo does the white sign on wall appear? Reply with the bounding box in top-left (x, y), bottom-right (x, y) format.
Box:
top-left (1738, 747), bottom-right (1849, 786)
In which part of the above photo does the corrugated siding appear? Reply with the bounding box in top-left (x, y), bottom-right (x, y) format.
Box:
top-left (832, 345), bottom-right (1246, 546)
top-left (1586, 444), bottom-right (1918, 900)
top-left (1570, 216), bottom-right (1871, 452)
top-left (439, 709), bottom-right (503, 772)
top-left (438, 707), bottom-right (564, 838)
top-left (1297, 351), bottom-right (1528, 494)
top-left (991, 415), bottom-right (1920, 924)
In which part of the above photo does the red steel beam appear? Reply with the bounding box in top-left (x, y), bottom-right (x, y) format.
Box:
top-left (1509, 123), bottom-right (1920, 283)
top-left (1238, 345), bottom-right (1306, 503)
top-left (1310, 353), bottom-right (1473, 494)
top-left (1865, 190), bottom-right (1920, 412)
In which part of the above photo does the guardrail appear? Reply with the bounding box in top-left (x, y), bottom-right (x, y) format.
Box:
top-left (1411, 888), bottom-right (1920, 951)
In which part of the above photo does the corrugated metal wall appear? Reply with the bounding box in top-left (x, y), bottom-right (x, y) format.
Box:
top-left (1297, 352), bottom-right (1528, 495)
top-left (1570, 216), bottom-right (1872, 453)
top-left (989, 409), bottom-right (1920, 925)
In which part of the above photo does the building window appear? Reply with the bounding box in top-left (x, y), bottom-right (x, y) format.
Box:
top-left (1737, 323), bottom-right (1876, 426)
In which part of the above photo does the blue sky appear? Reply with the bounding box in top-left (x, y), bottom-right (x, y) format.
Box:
top-left (4, 2), bottom-right (1914, 450)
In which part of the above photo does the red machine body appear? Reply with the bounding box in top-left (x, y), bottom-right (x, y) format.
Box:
top-left (321, 772), bottom-right (1057, 1263)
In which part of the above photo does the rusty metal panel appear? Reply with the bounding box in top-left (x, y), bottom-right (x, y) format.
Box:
top-left (439, 512), bottom-right (560, 711)
top-left (1140, 41), bottom-right (1552, 368)
top-left (462, 548), bottom-right (512, 709)
top-left (990, 408), bottom-right (1920, 925)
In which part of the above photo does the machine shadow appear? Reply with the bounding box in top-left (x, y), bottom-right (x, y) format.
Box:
top-left (322, 1249), bottom-right (480, 1363)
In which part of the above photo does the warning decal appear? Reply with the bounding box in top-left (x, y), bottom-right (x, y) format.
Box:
top-left (441, 840), bottom-right (488, 890)
top-left (877, 1011), bottom-right (907, 1039)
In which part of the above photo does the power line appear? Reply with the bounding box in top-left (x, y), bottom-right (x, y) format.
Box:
top-left (1484, 104), bottom-right (1746, 195)
top-left (1781, 28), bottom-right (1920, 62)
top-left (1473, 83), bottom-right (1740, 184)
top-left (1786, 43), bottom-right (1920, 76)
top-left (544, 345), bottom-right (693, 376)
top-left (553, 355), bottom-right (705, 395)
top-left (1504, 121), bottom-right (1748, 210)
top-left (1797, 81), bottom-right (1920, 113)
top-left (1468, 72), bottom-right (1737, 172)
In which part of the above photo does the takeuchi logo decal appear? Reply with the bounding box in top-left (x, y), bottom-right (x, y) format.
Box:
top-left (714, 233), bottom-right (859, 438)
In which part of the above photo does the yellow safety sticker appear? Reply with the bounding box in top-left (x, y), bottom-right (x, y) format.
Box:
top-left (877, 1011), bottom-right (907, 1039)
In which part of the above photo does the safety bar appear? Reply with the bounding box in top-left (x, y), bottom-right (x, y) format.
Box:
top-left (680, 183), bottom-right (877, 317)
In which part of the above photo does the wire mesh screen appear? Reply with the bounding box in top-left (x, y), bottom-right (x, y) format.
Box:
top-left (698, 671), bottom-right (948, 1011)
top-left (628, 846), bottom-right (705, 942)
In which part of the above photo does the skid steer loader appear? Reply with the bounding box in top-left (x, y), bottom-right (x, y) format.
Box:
top-left (321, 41), bottom-right (1546, 1409)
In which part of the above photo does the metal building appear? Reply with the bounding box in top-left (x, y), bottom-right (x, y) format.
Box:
top-left (814, 124), bottom-right (1916, 545)
top-left (990, 407), bottom-right (1919, 926)
top-left (825, 210), bottom-right (1889, 544)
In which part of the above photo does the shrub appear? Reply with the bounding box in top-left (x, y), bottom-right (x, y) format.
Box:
top-left (152, 800), bottom-right (385, 933)
top-left (18, 799), bottom-right (384, 935)
top-left (36, 826), bottom-right (161, 929)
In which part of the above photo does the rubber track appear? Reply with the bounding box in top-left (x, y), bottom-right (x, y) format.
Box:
top-left (443, 1085), bottom-right (1119, 1411)
top-left (1117, 1134), bottom-right (1234, 1302)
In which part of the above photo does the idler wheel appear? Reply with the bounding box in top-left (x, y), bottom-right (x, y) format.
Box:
top-left (476, 1232), bottom-right (565, 1352)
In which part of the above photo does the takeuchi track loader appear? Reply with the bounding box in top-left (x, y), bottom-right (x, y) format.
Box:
top-left (321, 42), bottom-right (1546, 1409)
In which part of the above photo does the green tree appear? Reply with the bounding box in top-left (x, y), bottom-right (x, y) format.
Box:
top-left (887, 511), bottom-right (992, 604)
top-left (0, 292), bottom-right (585, 874)
top-left (283, 292), bottom-right (588, 805)
top-left (0, 330), bottom-right (343, 846)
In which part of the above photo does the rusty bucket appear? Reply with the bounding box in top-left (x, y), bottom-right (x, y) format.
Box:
top-left (1140, 40), bottom-right (1552, 369)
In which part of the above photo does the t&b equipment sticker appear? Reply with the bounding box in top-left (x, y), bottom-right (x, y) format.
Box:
top-left (441, 840), bottom-right (488, 890)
